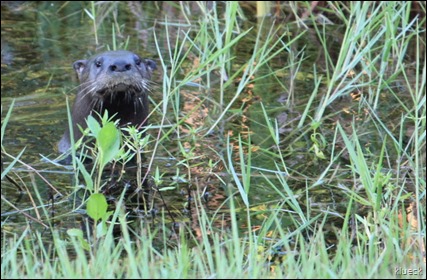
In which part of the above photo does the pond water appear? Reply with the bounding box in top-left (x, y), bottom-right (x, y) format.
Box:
top-left (1, 2), bottom-right (416, 240)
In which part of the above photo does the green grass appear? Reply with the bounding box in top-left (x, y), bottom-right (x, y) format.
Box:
top-left (2, 1), bottom-right (426, 279)
top-left (1, 190), bottom-right (423, 278)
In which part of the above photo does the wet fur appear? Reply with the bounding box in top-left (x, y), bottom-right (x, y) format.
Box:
top-left (58, 50), bottom-right (156, 153)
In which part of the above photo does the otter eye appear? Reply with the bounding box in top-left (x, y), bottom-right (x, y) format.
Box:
top-left (135, 58), bottom-right (141, 66)
top-left (95, 60), bottom-right (102, 68)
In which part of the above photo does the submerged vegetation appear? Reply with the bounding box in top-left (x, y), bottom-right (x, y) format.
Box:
top-left (1, 1), bottom-right (426, 278)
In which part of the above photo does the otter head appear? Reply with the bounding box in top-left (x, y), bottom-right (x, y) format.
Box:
top-left (58, 50), bottom-right (156, 154)
top-left (74, 50), bottom-right (156, 101)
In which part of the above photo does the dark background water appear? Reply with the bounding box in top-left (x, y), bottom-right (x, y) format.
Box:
top-left (2, 2), bottom-right (420, 235)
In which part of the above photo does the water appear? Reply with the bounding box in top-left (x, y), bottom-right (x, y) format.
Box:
top-left (1, 2), bottom-right (415, 239)
top-left (1, 2), bottom-right (234, 231)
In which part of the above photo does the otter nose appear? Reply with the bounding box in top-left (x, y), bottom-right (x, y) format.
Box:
top-left (109, 60), bottom-right (132, 72)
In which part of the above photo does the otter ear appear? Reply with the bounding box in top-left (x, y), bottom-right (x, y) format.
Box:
top-left (73, 60), bottom-right (87, 80)
top-left (144, 59), bottom-right (157, 72)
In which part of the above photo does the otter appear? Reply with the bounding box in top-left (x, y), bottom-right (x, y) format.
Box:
top-left (58, 50), bottom-right (156, 154)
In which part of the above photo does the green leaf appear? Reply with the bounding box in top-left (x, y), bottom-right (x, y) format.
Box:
top-left (312, 144), bottom-right (326, 159)
top-left (159, 186), bottom-right (176, 192)
top-left (75, 157), bottom-right (93, 191)
top-left (104, 210), bottom-right (114, 221)
top-left (97, 122), bottom-right (121, 167)
top-left (67, 228), bottom-right (84, 238)
top-left (86, 115), bottom-right (101, 137)
top-left (86, 193), bottom-right (108, 222)
top-left (67, 228), bottom-right (90, 251)
top-left (96, 221), bottom-right (108, 237)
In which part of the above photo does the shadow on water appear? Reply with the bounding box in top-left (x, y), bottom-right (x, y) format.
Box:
top-left (1, 1), bottom-right (421, 249)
